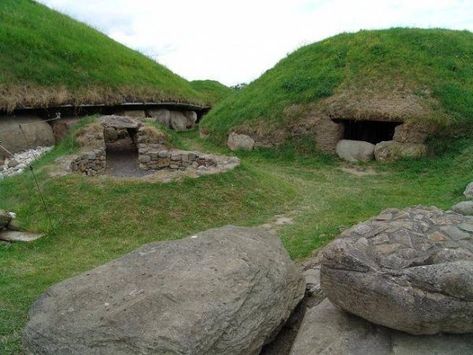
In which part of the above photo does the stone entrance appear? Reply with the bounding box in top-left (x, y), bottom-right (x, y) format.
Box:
top-left (334, 119), bottom-right (402, 144)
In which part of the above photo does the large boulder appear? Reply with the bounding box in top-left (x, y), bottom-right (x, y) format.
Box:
top-left (227, 132), bottom-right (255, 151)
top-left (23, 226), bottom-right (305, 355)
top-left (321, 206), bottom-right (473, 335)
top-left (290, 299), bottom-right (473, 355)
top-left (465, 182), bottom-right (473, 199)
top-left (0, 116), bottom-right (54, 158)
top-left (374, 141), bottom-right (427, 161)
top-left (170, 111), bottom-right (190, 131)
top-left (335, 139), bottom-right (375, 163)
top-left (149, 109), bottom-right (171, 128)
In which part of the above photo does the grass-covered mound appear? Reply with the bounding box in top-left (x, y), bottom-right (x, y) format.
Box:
top-left (190, 80), bottom-right (234, 105)
top-left (201, 28), bottom-right (473, 144)
top-left (0, 0), bottom-right (205, 111)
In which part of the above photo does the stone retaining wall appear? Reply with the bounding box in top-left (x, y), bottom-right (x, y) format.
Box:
top-left (70, 148), bottom-right (106, 176)
top-left (138, 146), bottom-right (216, 171)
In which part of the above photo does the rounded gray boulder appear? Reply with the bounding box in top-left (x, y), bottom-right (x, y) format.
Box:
top-left (23, 226), bottom-right (305, 354)
top-left (321, 206), bottom-right (473, 335)
top-left (336, 139), bottom-right (375, 163)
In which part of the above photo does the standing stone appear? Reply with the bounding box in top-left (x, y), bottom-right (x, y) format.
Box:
top-left (227, 132), bottom-right (255, 151)
top-left (335, 140), bottom-right (375, 163)
top-left (148, 109), bottom-right (171, 128)
top-left (170, 111), bottom-right (189, 131)
top-left (23, 226), bottom-right (305, 355)
top-left (374, 141), bottom-right (427, 162)
top-left (465, 182), bottom-right (473, 199)
top-left (184, 111), bottom-right (198, 128)
top-left (321, 206), bottom-right (473, 335)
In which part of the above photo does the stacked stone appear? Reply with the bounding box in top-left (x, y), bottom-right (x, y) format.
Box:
top-left (138, 147), bottom-right (216, 171)
top-left (70, 148), bottom-right (106, 176)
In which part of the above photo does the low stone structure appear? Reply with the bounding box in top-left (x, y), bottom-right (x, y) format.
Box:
top-left (70, 148), bottom-right (106, 176)
top-left (321, 206), bottom-right (473, 335)
top-left (68, 116), bottom-right (238, 178)
top-left (23, 226), bottom-right (305, 354)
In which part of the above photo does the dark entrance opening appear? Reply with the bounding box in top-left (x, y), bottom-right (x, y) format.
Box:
top-left (334, 119), bottom-right (401, 144)
top-left (105, 128), bottom-right (146, 177)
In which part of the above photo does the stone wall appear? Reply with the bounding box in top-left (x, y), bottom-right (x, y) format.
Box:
top-left (70, 148), bottom-right (106, 176)
top-left (138, 148), bottom-right (217, 171)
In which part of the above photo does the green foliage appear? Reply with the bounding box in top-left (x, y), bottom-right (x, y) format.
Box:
top-left (0, 0), bottom-right (204, 106)
top-left (190, 80), bottom-right (234, 105)
top-left (202, 28), bottom-right (473, 143)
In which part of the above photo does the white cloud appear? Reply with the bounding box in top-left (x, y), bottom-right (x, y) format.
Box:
top-left (38, 0), bottom-right (473, 86)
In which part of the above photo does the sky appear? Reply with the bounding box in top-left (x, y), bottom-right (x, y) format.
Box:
top-left (38, 0), bottom-right (473, 86)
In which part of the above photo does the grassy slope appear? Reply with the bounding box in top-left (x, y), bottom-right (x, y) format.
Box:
top-left (0, 0), bottom-right (205, 110)
top-left (202, 28), bottom-right (473, 143)
top-left (1, 121), bottom-right (473, 352)
top-left (190, 80), bottom-right (234, 105)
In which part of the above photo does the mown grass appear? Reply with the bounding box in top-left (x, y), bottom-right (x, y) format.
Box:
top-left (202, 28), bottom-right (473, 143)
top-left (190, 80), bottom-right (234, 105)
top-left (1, 120), bottom-right (473, 353)
top-left (0, 0), bottom-right (207, 110)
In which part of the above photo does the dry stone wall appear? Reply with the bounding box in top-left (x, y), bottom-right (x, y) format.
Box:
top-left (70, 148), bottom-right (106, 176)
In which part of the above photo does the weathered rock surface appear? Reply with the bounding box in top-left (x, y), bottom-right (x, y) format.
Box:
top-left (336, 139), bottom-right (375, 163)
top-left (452, 201), bottom-right (473, 216)
top-left (0, 231), bottom-right (44, 242)
top-left (0, 116), bottom-right (55, 159)
top-left (227, 132), bottom-right (255, 151)
top-left (321, 206), bottom-right (473, 335)
top-left (290, 299), bottom-right (473, 355)
top-left (149, 108), bottom-right (171, 127)
top-left (170, 111), bottom-right (190, 131)
top-left (23, 226), bottom-right (305, 355)
top-left (393, 122), bottom-right (434, 144)
top-left (465, 182), bottom-right (473, 199)
top-left (374, 141), bottom-right (427, 161)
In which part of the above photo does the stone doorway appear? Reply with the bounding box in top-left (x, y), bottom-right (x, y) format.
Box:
top-left (333, 119), bottom-right (402, 144)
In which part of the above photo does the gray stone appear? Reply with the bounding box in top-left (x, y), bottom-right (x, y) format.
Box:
top-left (452, 201), bottom-right (473, 216)
top-left (23, 226), bottom-right (305, 355)
top-left (290, 299), bottom-right (473, 355)
top-left (335, 139), bottom-right (375, 163)
top-left (374, 141), bottom-right (427, 162)
top-left (99, 115), bottom-right (141, 130)
top-left (148, 109), bottom-right (171, 128)
top-left (321, 206), bottom-right (473, 335)
top-left (0, 231), bottom-right (44, 242)
top-left (0, 115), bottom-right (54, 159)
top-left (227, 132), bottom-right (255, 151)
top-left (465, 182), bottom-right (473, 199)
top-left (170, 111), bottom-right (189, 131)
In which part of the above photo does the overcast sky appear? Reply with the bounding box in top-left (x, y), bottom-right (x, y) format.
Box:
top-left (38, 0), bottom-right (473, 86)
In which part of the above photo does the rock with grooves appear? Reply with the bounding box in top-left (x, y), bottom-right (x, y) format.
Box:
top-left (336, 139), bottom-right (375, 162)
top-left (23, 226), bottom-right (305, 355)
top-left (290, 299), bottom-right (473, 355)
top-left (227, 132), bottom-right (255, 151)
top-left (321, 206), bottom-right (473, 335)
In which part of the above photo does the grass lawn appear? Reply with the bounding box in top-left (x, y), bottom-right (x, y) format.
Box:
top-left (1, 123), bottom-right (473, 353)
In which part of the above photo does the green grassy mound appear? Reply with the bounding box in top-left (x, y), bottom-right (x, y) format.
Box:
top-left (0, 0), bottom-right (205, 111)
top-left (201, 28), bottom-right (473, 144)
top-left (190, 80), bottom-right (234, 105)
